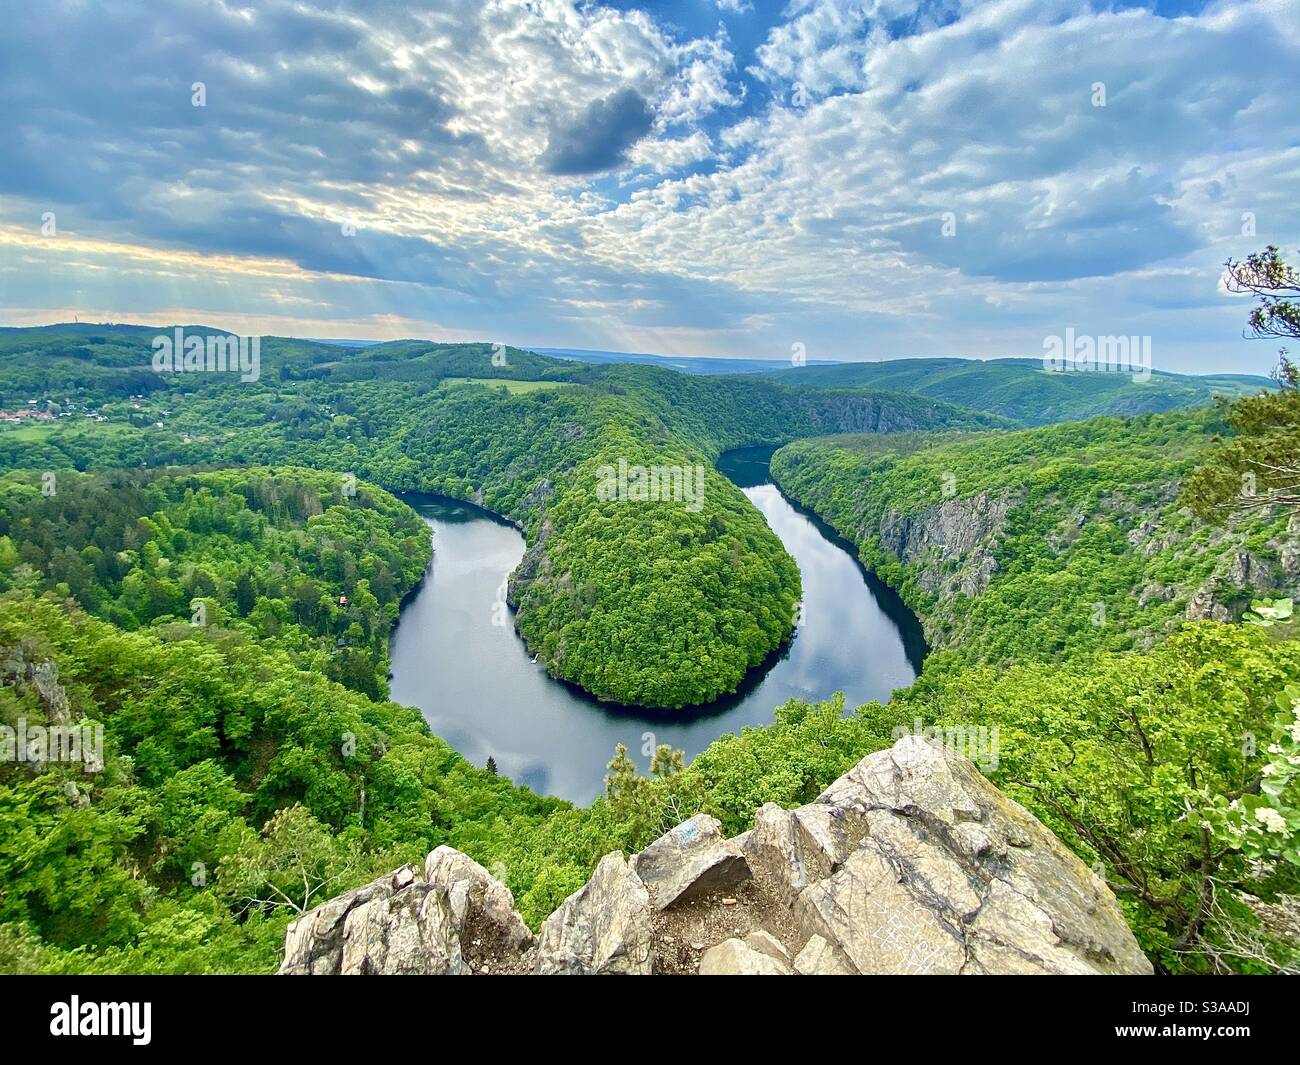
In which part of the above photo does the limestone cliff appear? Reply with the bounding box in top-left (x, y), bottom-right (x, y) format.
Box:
top-left (279, 736), bottom-right (1152, 976)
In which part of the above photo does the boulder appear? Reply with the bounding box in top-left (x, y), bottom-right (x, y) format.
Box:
top-left (632, 813), bottom-right (750, 910)
top-left (534, 853), bottom-right (653, 975)
top-left (699, 933), bottom-right (792, 975)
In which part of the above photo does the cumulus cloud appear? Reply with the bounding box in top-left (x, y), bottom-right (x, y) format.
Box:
top-left (1, 0), bottom-right (1297, 372)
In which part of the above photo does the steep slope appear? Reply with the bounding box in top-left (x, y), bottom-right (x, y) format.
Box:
top-left (770, 410), bottom-right (1298, 665)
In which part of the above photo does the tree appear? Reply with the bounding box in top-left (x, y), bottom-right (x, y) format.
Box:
top-left (234, 570), bottom-right (256, 616)
top-left (1183, 247), bottom-right (1300, 518)
top-left (1223, 245), bottom-right (1300, 342)
top-left (217, 805), bottom-right (360, 917)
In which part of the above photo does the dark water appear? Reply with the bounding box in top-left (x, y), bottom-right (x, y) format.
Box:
top-left (389, 446), bottom-right (925, 803)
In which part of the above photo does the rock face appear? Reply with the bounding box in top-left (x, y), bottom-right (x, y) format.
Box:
top-left (280, 737), bottom-right (1152, 976)
top-left (848, 489), bottom-right (1018, 651)
top-left (533, 853), bottom-right (653, 975)
top-left (278, 849), bottom-right (534, 975)
top-left (1186, 547), bottom-right (1291, 622)
top-left (797, 394), bottom-right (956, 435)
top-left (631, 813), bottom-right (749, 910)
top-left (873, 490), bottom-right (1017, 603)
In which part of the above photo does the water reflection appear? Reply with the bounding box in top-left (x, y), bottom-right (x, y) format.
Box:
top-left (388, 447), bottom-right (924, 802)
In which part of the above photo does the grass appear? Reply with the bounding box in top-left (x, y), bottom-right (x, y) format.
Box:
top-left (437, 377), bottom-right (572, 395)
top-left (0, 423), bottom-right (58, 441)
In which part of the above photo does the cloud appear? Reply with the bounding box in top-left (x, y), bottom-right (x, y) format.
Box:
top-left (628, 130), bottom-right (714, 173)
top-left (1, 0), bottom-right (1298, 373)
top-left (539, 88), bottom-right (656, 175)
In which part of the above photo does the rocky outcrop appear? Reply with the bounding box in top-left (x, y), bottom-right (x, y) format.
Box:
top-left (280, 737), bottom-right (1152, 976)
top-left (533, 853), bottom-right (653, 975)
top-left (506, 518), bottom-right (554, 613)
top-left (278, 848), bottom-right (534, 975)
top-left (0, 644), bottom-right (72, 725)
top-left (1186, 548), bottom-right (1286, 622)
top-left (872, 490), bottom-right (1017, 603)
top-left (631, 813), bottom-right (749, 910)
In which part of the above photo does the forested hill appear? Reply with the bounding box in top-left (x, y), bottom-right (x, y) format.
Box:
top-left (765, 410), bottom-right (1300, 970)
top-left (770, 410), bottom-right (1298, 669)
top-left (0, 466), bottom-right (429, 699)
top-left (0, 325), bottom-right (1268, 430)
top-left (762, 356), bottom-right (1272, 425)
top-left (0, 326), bottom-right (997, 708)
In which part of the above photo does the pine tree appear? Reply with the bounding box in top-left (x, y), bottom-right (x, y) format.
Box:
top-left (234, 570), bottom-right (256, 616)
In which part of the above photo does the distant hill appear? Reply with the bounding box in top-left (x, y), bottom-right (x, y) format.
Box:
top-left (0, 326), bottom-right (567, 402)
top-left (529, 348), bottom-right (1274, 425)
top-left (526, 346), bottom-right (838, 376)
top-left (0, 326), bottom-right (1274, 427)
top-left (760, 356), bottom-right (1274, 426)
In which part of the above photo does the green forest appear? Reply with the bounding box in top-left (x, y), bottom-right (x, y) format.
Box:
top-left (0, 324), bottom-right (1298, 975)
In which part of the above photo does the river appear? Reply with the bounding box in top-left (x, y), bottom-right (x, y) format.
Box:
top-left (388, 445), bottom-right (925, 803)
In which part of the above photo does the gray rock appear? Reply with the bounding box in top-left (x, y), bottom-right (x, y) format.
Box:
top-left (796, 836), bottom-right (968, 974)
top-left (279, 848), bottom-right (533, 976)
top-left (699, 935), bottom-right (792, 975)
top-left (1186, 581), bottom-right (1231, 622)
top-left (534, 853), bottom-right (653, 975)
top-left (632, 813), bottom-right (750, 910)
top-left (339, 881), bottom-right (465, 975)
top-left (424, 846), bottom-right (533, 953)
top-left (1282, 542), bottom-right (1300, 578)
top-left (279, 865), bottom-right (419, 975)
top-left (744, 802), bottom-right (858, 905)
top-left (875, 490), bottom-right (1016, 600)
top-left (793, 934), bottom-right (857, 975)
top-left (792, 737), bottom-right (1152, 975)
top-left (1227, 550), bottom-right (1272, 591)
top-left (743, 930), bottom-right (791, 964)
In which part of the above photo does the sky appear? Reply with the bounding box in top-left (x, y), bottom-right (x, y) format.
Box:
top-left (0, 0), bottom-right (1296, 374)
